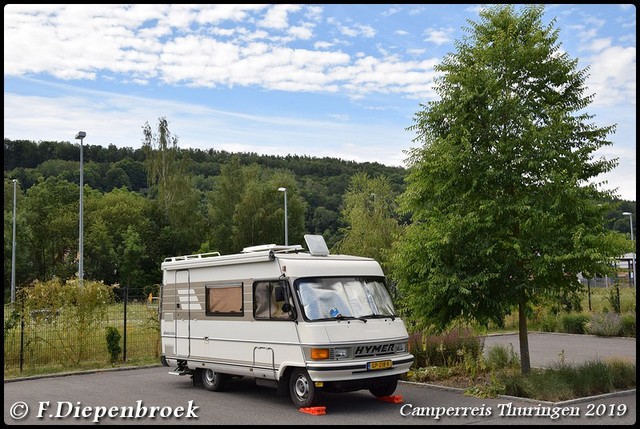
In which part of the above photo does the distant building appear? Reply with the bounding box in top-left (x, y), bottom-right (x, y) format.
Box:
top-left (578, 252), bottom-right (636, 288)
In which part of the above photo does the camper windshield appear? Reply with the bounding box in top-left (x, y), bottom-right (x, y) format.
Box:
top-left (295, 276), bottom-right (396, 321)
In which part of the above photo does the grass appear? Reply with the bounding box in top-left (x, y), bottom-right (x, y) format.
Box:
top-left (482, 285), bottom-right (636, 335)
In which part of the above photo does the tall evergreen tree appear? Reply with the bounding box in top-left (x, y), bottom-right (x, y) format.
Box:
top-left (390, 5), bottom-right (628, 374)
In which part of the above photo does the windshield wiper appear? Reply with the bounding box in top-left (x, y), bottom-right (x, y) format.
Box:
top-left (313, 315), bottom-right (366, 322)
top-left (359, 313), bottom-right (396, 321)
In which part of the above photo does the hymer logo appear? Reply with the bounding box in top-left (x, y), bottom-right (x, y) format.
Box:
top-left (354, 343), bottom-right (395, 357)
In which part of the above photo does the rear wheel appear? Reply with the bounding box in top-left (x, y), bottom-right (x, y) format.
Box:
top-left (369, 379), bottom-right (398, 398)
top-left (200, 368), bottom-right (227, 391)
top-left (289, 368), bottom-right (318, 408)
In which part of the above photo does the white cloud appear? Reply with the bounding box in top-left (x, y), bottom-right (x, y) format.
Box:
top-left (423, 27), bottom-right (454, 46)
top-left (586, 46), bottom-right (636, 107)
top-left (258, 4), bottom-right (302, 30)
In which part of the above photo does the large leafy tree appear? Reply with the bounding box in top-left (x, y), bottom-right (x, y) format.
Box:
top-left (85, 187), bottom-right (156, 288)
top-left (333, 172), bottom-right (401, 273)
top-left (231, 167), bottom-right (306, 251)
top-left (390, 5), bottom-right (628, 374)
top-left (207, 157), bottom-right (249, 254)
top-left (20, 176), bottom-right (85, 281)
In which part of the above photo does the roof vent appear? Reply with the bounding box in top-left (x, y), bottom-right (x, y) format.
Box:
top-left (304, 234), bottom-right (330, 256)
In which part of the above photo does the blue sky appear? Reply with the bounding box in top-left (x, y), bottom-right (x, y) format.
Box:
top-left (3, 4), bottom-right (636, 201)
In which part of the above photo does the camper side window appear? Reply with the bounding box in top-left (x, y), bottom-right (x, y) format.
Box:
top-left (253, 281), bottom-right (293, 321)
top-left (205, 283), bottom-right (243, 316)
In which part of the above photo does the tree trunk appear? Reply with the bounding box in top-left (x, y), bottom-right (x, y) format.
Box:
top-left (518, 303), bottom-right (531, 374)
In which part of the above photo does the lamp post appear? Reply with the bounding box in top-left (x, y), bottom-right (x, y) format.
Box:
top-left (11, 179), bottom-right (17, 304)
top-left (76, 131), bottom-right (86, 287)
top-left (622, 212), bottom-right (636, 288)
top-left (278, 187), bottom-right (288, 246)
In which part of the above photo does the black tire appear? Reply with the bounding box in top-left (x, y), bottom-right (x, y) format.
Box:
top-left (200, 368), bottom-right (227, 391)
top-left (289, 368), bottom-right (318, 408)
top-left (369, 379), bottom-right (398, 398)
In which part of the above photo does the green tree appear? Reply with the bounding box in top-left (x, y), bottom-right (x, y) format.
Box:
top-left (118, 226), bottom-right (146, 299)
top-left (231, 167), bottom-right (306, 250)
top-left (390, 5), bottom-right (628, 374)
top-left (143, 117), bottom-right (205, 256)
top-left (207, 157), bottom-right (248, 254)
top-left (333, 172), bottom-right (401, 272)
top-left (85, 187), bottom-right (156, 287)
top-left (20, 177), bottom-right (83, 281)
top-left (207, 161), bottom-right (306, 253)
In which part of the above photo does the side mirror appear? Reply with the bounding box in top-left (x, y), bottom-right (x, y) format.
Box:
top-left (281, 303), bottom-right (296, 319)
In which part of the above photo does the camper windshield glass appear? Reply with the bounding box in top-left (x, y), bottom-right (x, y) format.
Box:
top-left (295, 276), bottom-right (395, 321)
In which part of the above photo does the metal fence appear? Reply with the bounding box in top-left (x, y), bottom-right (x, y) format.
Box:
top-left (4, 302), bottom-right (161, 375)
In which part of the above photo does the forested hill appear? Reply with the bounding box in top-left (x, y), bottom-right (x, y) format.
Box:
top-left (4, 138), bottom-right (407, 194)
top-left (3, 138), bottom-right (408, 251)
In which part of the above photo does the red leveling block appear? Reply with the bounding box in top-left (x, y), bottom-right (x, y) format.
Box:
top-left (377, 395), bottom-right (403, 404)
top-left (299, 406), bottom-right (327, 415)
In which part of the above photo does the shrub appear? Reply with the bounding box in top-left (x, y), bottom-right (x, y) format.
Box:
top-left (422, 327), bottom-right (484, 367)
top-left (408, 331), bottom-right (427, 368)
top-left (486, 343), bottom-right (520, 371)
top-left (606, 358), bottom-right (637, 389)
top-left (560, 313), bottom-right (589, 334)
top-left (620, 313), bottom-right (636, 337)
top-left (20, 278), bottom-right (116, 364)
top-left (540, 313), bottom-right (558, 332)
top-left (105, 326), bottom-right (122, 364)
top-left (498, 360), bottom-right (636, 402)
top-left (587, 312), bottom-right (622, 337)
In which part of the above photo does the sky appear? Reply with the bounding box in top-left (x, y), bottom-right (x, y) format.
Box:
top-left (3, 4), bottom-right (636, 201)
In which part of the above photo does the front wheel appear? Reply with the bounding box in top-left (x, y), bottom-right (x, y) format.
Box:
top-left (289, 368), bottom-right (318, 408)
top-left (369, 379), bottom-right (398, 398)
top-left (200, 368), bottom-right (227, 391)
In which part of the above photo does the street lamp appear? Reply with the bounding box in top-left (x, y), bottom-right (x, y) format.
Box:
top-left (278, 187), bottom-right (288, 246)
top-left (76, 131), bottom-right (86, 287)
top-left (622, 212), bottom-right (636, 288)
top-left (11, 179), bottom-right (17, 304)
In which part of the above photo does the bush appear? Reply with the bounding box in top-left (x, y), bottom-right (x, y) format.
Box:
top-left (587, 312), bottom-right (622, 337)
top-left (105, 326), bottom-right (122, 364)
top-left (408, 331), bottom-right (427, 368)
top-left (498, 360), bottom-right (636, 401)
top-left (540, 313), bottom-right (558, 332)
top-left (606, 358), bottom-right (637, 389)
top-left (620, 313), bottom-right (636, 337)
top-left (560, 313), bottom-right (590, 334)
top-left (486, 343), bottom-right (520, 371)
top-left (422, 327), bottom-right (484, 367)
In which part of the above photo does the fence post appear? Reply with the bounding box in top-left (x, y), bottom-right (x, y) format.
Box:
top-left (19, 315), bottom-right (24, 373)
top-left (123, 283), bottom-right (128, 362)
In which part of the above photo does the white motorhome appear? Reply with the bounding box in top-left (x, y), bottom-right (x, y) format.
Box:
top-left (160, 235), bottom-right (414, 408)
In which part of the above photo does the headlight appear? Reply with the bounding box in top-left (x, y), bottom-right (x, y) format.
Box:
top-left (395, 342), bottom-right (407, 353)
top-left (333, 348), bottom-right (349, 359)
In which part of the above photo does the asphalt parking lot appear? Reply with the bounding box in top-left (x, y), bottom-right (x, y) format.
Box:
top-left (482, 332), bottom-right (636, 368)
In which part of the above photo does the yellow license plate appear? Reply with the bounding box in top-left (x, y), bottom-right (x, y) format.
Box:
top-left (367, 360), bottom-right (392, 370)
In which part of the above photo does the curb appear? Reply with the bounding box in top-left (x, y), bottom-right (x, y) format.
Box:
top-left (3, 364), bottom-right (163, 383)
